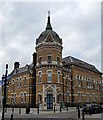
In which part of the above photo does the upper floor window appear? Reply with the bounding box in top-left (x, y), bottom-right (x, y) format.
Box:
top-left (12, 80), bottom-right (14, 84)
top-left (24, 77), bottom-right (27, 86)
top-left (12, 80), bottom-right (14, 89)
top-left (38, 56), bottom-right (42, 64)
top-left (38, 72), bottom-right (42, 83)
top-left (48, 54), bottom-right (52, 63)
top-left (76, 75), bottom-right (79, 80)
top-left (48, 71), bottom-right (52, 83)
top-left (57, 56), bottom-right (60, 64)
top-left (16, 78), bottom-right (19, 88)
top-left (19, 77), bottom-right (22, 87)
top-left (57, 72), bottom-right (60, 83)
top-left (65, 76), bottom-right (69, 86)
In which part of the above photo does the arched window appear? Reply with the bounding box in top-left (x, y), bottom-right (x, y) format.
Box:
top-left (38, 56), bottom-right (42, 64)
top-left (66, 76), bottom-right (68, 86)
top-left (20, 93), bottom-right (23, 103)
top-left (57, 93), bottom-right (61, 103)
top-left (48, 54), bottom-right (52, 63)
top-left (66, 92), bottom-right (69, 102)
top-left (38, 72), bottom-right (42, 83)
top-left (48, 71), bottom-right (52, 83)
top-left (57, 72), bottom-right (60, 83)
top-left (38, 94), bottom-right (42, 103)
top-left (57, 56), bottom-right (60, 64)
top-left (24, 93), bottom-right (26, 103)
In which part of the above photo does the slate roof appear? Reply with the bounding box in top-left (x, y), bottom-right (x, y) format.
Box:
top-left (36, 30), bottom-right (62, 45)
top-left (36, 14), bottom-right (62, 45)
top-left (5, 63), bottom-right (34, 81)
top-left (62, 56), bottom-right (102, 74)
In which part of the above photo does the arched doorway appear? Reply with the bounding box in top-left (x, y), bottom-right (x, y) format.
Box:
top-left (47, 90), bottom-right (53, 109)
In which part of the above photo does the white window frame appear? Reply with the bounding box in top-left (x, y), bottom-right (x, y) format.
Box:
top-left (24, 76), bottom-right (27, 86)
top-left (24, 92), bottom-right (26, 103)
top-left (57, 71), bottom-right (61, 83)
top-left (47, 70), bottom-right (52, 83)
top-left (38, 71), bottom-right (42, 83)
top-left (20, 92), bottom-right (23, 103)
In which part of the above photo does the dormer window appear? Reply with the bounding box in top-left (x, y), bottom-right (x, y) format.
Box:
top-left (45, 34), bottom-right (53, 42)
top-left (48, 54), bottom-right (52, 63)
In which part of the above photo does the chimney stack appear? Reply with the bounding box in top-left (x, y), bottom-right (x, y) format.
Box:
top-left (33, 52), bottom-right (37, 66)
top-left (14, 62), bottom-right (20, 69)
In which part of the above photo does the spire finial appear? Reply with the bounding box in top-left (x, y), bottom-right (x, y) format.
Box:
top-left (46, 11), bottom-right (52, 31)
top-left (48, 10), bottom-right (50, 17)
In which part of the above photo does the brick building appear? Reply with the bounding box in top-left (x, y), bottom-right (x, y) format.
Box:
top-left (2, 12), bottom-right (102, 111)
top-left (62, 56), bottom-right (102, 105)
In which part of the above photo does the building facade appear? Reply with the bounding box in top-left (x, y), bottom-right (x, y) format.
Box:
top-left (35, 13), bottom-right (63, 110)
top-left (62, 56), bottom-right (102, 105)
top-left (2, 12), bottom-right (102, 111)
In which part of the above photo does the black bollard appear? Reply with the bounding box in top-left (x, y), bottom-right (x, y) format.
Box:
top-left (19, 108), bottom-right (21, 114)
top-left (54, 106), bottom-right (55, 113)
top-left (11, 114), bottom-right (13, 120)
top-left (89, 108), bottom-right (92, 116)
top-left (66, 107), bottom-right (68, 111)
top-left (82, 109), bottom-right (85, 120)
top-left (60, 106), bottom-right (62, 112)
top-left (37, 106), bottom-right (39, 114)
top-left (77, 106), bottom-right (80, 118)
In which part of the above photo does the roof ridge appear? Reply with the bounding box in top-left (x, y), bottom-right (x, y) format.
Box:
top-left (62, 56), bottom-right (102, 74)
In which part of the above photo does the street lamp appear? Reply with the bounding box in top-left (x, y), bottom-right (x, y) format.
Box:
top-left (2, 64), bottom-right (8, 120)
top-left (11, 80), bottom-right (15, 120)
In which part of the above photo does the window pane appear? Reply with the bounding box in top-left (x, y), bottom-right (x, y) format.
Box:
top-left (48, 71), bottom-right (52, 83)
top-left (38, 72), bottom-right (42, 83)
top-left (58, 72), bottom-right (60, 83)
top-left (48, 55), bottom-right (52, 63)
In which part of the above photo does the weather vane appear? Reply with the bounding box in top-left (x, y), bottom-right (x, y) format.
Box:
top-left (48, 10), bottom-right (50, 17)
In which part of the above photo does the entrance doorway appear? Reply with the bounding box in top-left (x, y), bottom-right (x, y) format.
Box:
top-left (47, 94), bottom-right (53, 109)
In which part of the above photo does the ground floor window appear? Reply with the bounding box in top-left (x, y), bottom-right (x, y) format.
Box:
top-left (66, 93), bottom-right (69, 102)
top-left (38, 95), bottom-right (42, 103)
top-left (57, 94), bottom-right (60, 103)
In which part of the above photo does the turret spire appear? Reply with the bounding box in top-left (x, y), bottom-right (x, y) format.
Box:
top-left (46, 11), bottom-right (52, 30)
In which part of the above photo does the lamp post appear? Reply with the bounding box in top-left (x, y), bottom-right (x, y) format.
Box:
top-left (2, 64), bottom-right (8, 120)
top-left (29, 78), bottom-right (30, 114)
top-left (11, 80), bottom-right (14, 120)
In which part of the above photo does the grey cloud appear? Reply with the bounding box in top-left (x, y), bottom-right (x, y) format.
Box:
top-left (0, 2), bottom-right (101, 77)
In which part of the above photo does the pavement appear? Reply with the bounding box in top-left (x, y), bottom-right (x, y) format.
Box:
top-left (0, 109), bottom-right (103, 120)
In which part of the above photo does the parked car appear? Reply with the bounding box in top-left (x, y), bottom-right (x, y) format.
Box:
top-left (98, 104), bottom-right (103, 113)
top-left (101, 105), bottom-right (103, 112)
top-left (83, 104), bottom-right (99, 114)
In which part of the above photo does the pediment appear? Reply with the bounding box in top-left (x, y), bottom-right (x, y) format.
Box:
top-left (45, 34), bottom-right (54, 42)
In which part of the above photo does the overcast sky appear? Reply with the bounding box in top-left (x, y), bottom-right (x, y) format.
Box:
top-left (0, 1), bottom-right (102, 77)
